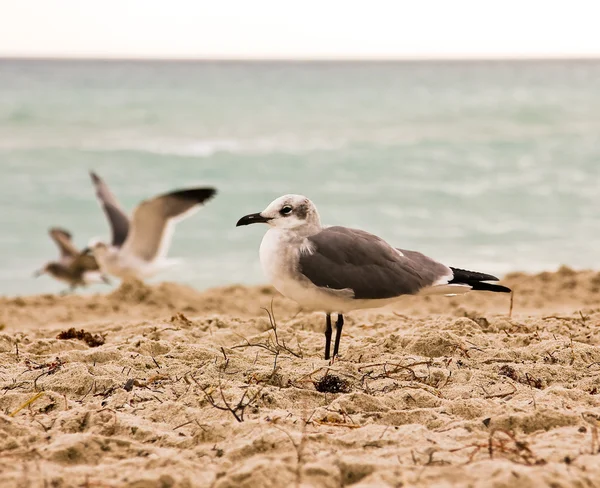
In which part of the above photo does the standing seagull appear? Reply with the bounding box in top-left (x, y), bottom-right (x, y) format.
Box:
top-left (34, 227), bottom-right (110, 293)
top-left (85, 171), bottom-right (217, 281)
top-left (236, 195), bottom-right (511, 360)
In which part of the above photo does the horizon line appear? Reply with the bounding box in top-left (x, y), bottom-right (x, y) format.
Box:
top-left (2, 54), bottom-right (600, 63)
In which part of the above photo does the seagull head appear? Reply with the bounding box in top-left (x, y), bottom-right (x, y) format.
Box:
top-left (236, 194), bottom-right (321, 231)
top-left (82, 237), bottom-right (110, 258)
top-left (33, 262), bottom-right (60, 278)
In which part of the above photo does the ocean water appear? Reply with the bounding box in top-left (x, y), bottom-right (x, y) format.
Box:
top-left (1, 59), bottom-right (599, 296)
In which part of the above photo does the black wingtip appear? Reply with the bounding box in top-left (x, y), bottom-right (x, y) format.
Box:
top-left (172, 187), bottom-right (217, 204)
top-left (471, 282), bottom-right (512, 293)
top-left (89, 170), bottom-right (100, 183)
top-left (49, 227), bottom-right (73, 240)
top-left (449, 266), bottom-right (511, 293)
top-left (449, 267), bottom-right (500, 282)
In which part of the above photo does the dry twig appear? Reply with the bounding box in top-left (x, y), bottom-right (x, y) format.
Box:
top-left (201, 372), bottom-right (274, 422)
top-left (450, 429), bottom-right (545, 465)
top-left (231, 300), bottom-right (303, 358)
top-left (9, 392), bottom-right (44, 417)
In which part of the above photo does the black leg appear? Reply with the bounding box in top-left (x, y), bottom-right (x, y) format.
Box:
top-left (333, 314), bottom-right (344, 359)
top-left (324, 313), bottom-right (332, 360)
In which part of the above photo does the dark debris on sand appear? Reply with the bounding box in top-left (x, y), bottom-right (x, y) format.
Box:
top-left (56, 328), bottom-right (105, 347)
top-left (314, 373), bottom-right (352, 394)
top-left (498, 364), bottom-right (519, 381)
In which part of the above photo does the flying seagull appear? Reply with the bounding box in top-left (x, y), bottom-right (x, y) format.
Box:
top-left (85, 171), bottom-right (217, 281)
top-left (34, 227), bottom-right (110, 293)
top-left (236, 194), bottom-right (511, 360)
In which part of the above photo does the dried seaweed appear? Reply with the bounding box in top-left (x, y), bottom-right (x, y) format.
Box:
top-left (57, 328), bottom-right (105, 347)
top-left (314, 373), bottom-right (351, 394)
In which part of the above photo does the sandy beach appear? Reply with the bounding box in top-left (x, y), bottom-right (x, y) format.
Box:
top-left (1, 267), bottom-right (600, 487)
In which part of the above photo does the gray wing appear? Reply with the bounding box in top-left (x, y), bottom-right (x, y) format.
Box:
top-left (298, 226), bottom-right (452, 300)
top-left (121, 187), bottom-right (216, 262)
top-left (90, 171), bottom-right (130, 247)
top-left (49, 227), bottom-right (79, 261)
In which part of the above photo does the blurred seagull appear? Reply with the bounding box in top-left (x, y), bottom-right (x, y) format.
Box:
top-left (85, 171), bottom-right (217, 281)
top-left (34, 227), bottom-right (110, 293)
top-left (237, 194), bottom-right (511, 360)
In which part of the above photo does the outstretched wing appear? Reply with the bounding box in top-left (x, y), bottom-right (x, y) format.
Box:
top-left (69, 252), bottom-right (101, 273)
top-left (298, 226), bottom-right (452, 300)
top-left (49, 227), bottom-right (79, 260)
top-left (121, 187), bottom-right (217, 262)
top-left (90, 171), bottom-right (130, 247)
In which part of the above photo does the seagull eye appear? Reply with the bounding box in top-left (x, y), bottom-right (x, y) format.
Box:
top-left (280, 205), bottom-right (293, 216)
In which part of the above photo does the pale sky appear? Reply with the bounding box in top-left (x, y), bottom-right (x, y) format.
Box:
top-left (1, 0), bottom-right (599, 59)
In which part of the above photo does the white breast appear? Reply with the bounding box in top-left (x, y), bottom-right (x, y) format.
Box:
top-left (259, 228), bottom-right (354, 312)
top-left (97, 248), bottom-right (155, 280)
top-left (261, 229), bottom-right (316, 301)
top-left (259, 229), bottom-right (293, 288)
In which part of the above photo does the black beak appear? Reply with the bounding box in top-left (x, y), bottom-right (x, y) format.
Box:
top-left (236, 212), bottom-right (271, 227)
top-left (81, 247), bottom-right (91, 255)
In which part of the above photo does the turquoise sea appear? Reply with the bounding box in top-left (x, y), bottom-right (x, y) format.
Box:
top-left (1, 59), bottom-right (599, 296)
